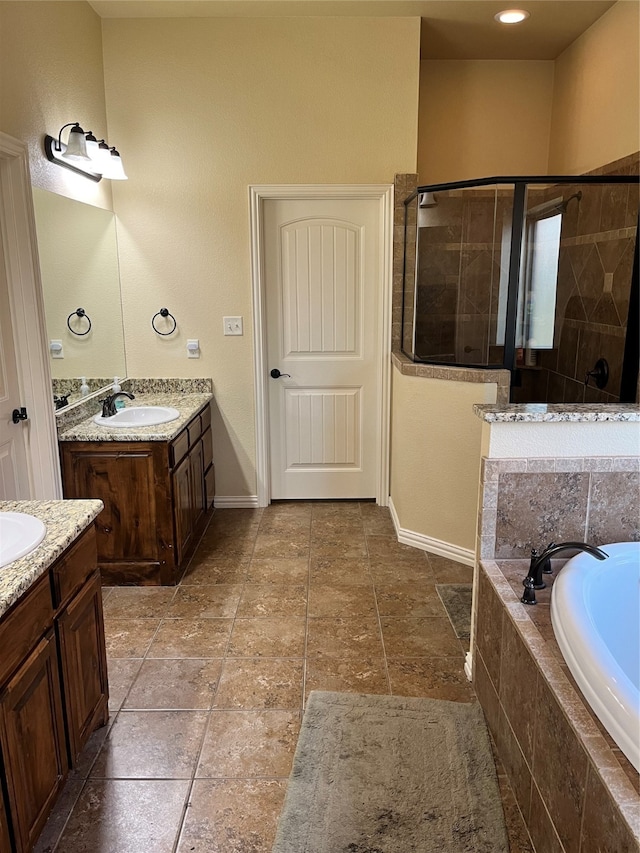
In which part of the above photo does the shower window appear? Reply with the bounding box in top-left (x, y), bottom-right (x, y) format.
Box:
top-left (402, 174), bottom-right (639, 404)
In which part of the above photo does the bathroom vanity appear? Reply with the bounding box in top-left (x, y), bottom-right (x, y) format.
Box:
top-left (59, 395), bottom-right (214, 586)
top-left (0, 500), bottom-right (107, 853)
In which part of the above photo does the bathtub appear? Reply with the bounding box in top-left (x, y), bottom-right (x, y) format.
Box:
top-left (551, 542), bottom-right (640, 773)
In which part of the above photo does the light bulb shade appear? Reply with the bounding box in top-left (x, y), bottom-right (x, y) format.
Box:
top-left (102, 148), bottom-right (128, 180)
top-left (84, 133), bottom-right (100, 166)
top-left (62, 124), bottom-right (90, 161)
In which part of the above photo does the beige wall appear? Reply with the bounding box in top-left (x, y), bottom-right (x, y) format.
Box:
top-left (0, 1), bottom-right (112, 210)
top-left (390, 370), bottom-right (497, 555)
top-left (549, 0), bottom-right (640, 174)
top-left (418, 60), bottom-right (555, 183)
top-left (102, 16), bottom-right (420, 497)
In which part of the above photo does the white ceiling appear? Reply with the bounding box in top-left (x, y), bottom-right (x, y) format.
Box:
top-left (87, 0), bottom-right (619, 59)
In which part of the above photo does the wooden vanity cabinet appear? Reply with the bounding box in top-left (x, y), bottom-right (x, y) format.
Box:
top-left (0, 526), bottom-right (108, 852)
top-left (60, 402), bottom-right (214, 586)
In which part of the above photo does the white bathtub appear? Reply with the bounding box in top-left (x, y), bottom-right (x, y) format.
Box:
top-left (551, 542), bottom-right (640, 773)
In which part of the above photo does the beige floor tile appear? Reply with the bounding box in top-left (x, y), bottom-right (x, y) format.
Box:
top-left (304, 658), bottom-right (389, 699)
top-left (167, 585), bottom-right (243, 618)
top-left (310, 538), bottom-right (368, 560)
top-left (369, 560), bottom-right (435, 586)
top-left (387, 657), bottom-right (475, 702)
top-left (262, 501), bottom-right (313, 518)
top-left (177, 779), bottom-right (286, 853)
top-left (91, 711), bottom-right (208, 779)
top-left (247, 557), bottom-right (309, 584)
top-left (258, 515), bottom-right (312, 535)
top-left (56, 779), bottom-right (189, 853)
top-left (252, 533), bottom-right (310, 559)
top-left (124, 659), bottom-right (222, 710)
top-left (309, 556), bottom-right (372, 585)
top-left (308, 583), bottom-right (377, 617)
top-left (428, 554), bottom-right (475, 583)
top-left (104, 618), bottom-right (160, 658)
top-left (310, 517), bottom-right (365, 536)
top-left (146, 619), bottom-right (233, 658)
top-left (381, 617), bottom-right (462, 657)
top-left (105, 658), bottom-right (143, 715)
top-left (197, 710), bottom-right (301, 778)
top-left (180, 556), bottom-right (250, 585)
top-left (33, 779), bottom-right (84, 853)
top-left (311, 501), bottom-right (362, 518)
top-left (366, 535), bottom-right (431, 566)
top-left (375, 584), bottom-right (447, 617)
top-left (227, 617), bottom-right (306, 658)
top-left (102, 587), bottom-right (176, 620)
top-left (237, 584), bottom-right (307, 618)
top-left (214, 659), bottom-right (304, 709)
top-left (306, 617), bottom-right (384, 659)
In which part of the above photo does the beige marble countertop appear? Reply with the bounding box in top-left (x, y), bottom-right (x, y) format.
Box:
top-left (0, 499), bottom-right (103, 618)
top-left (474, 402), bottom-right (640, 422)
top-left (58, 392), bottom-right (212, 442)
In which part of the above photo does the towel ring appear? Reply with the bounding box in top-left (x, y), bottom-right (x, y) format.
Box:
top-left (66, 307), bottom-right (92, 336)
top-left (152, 308), bottom-right (177, 336)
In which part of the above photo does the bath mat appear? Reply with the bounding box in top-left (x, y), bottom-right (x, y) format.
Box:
top-left (436, 583), bottom-right (473, 640)
top-left (272, 691), bottom-right (508, 853)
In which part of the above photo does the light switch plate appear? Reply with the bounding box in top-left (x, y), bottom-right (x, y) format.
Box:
top-left (223, 316), bottom-right (243, 336)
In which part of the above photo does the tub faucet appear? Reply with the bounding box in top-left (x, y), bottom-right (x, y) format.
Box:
top-left (521, 541), bottom-right (608, 605)
top-left (101, 392), bottom-right (135, 417)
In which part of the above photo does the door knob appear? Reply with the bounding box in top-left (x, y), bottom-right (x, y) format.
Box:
top-left (12, 407), bottom-right (28, 424)
top-left (270, 369), bottom-right (291, 379)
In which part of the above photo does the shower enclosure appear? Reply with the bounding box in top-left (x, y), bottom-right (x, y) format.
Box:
top-left (402, 175), bottom-right (639, 403)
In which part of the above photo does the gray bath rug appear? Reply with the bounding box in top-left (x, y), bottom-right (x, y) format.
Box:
top-left (436, 583), bottom-right (473, 640)
top-left (272, 691), bottom-right (508, 853)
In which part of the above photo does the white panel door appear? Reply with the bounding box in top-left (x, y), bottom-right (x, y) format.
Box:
top-left (0, 236), bottom-right (30, 499)
top-left (264, 197), bottom-right (381, 499)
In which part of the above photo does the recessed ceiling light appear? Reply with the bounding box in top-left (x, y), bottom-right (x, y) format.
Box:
top-left (495, 9), bottom-right (530, 24)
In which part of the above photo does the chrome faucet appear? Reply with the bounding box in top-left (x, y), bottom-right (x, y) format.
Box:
top-left (521, 541), bottom-right (608, 605)
top-left (101, 391), bottom-right (135, 417)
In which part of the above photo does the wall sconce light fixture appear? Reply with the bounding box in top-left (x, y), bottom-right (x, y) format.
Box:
top-left (44, 122), bottom-right (127, 182)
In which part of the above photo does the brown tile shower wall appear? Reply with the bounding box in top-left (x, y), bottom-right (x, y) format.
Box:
top-left (474, 454), bottom-right (640, 852)
top-left (528, 151), bottom-right (639, 405)
top-left (393, 174), bottom-right (418, 352)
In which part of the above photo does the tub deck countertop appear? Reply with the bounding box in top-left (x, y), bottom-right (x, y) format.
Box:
top-left (57, 392), bottom-right (212, 443)
top-left (0, 500), bottom-right (103, 618)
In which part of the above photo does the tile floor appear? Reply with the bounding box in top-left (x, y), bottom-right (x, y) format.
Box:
top-left (35, 502), bottom-right (532, 852)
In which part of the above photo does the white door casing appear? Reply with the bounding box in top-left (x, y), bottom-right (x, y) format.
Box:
top-left (0, 132), bottom-right (62, 499)
top-left (250, 185), bottom-right (392, 506)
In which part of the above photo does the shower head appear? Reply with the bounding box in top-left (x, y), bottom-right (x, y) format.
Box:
top-left (419, 191), bottom-right (438, 208)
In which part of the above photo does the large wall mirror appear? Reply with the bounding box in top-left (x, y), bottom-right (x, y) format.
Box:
top-left (32, 188), bottom-right (126, 410)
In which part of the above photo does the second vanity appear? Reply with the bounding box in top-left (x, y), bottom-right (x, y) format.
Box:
top-left (58, 392), bottom-right (215, 586)
top-left (0, 500), bottom-right (106, 852)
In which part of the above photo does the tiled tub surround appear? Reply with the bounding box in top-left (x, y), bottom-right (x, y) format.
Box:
top-left (473, 454), bottom-right (640, 852)
top-left (0, 499), bottom-right (103, 617)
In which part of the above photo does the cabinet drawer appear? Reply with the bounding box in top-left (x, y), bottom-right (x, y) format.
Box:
top-left (51, 527), bottom-right (97, 610)
top-left (188, 415), bottom-right (202, 446)
top-left (202, 427), bottom-right (213, 470)
top-left (170, 428), bottom-right (190, 467)
top-left (0, 573), bottom-right (53, 686)
top-left (200, 403), bottom-right (211, 434)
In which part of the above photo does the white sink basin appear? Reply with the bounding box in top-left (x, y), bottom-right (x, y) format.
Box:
top-left (0, 512), bottom-right (47, 569)
top-left (93, 406), bottom-right (181, 428)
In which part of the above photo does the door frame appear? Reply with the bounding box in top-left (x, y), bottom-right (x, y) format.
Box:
top-left (249, 184), bottom-right (393, 508)
top-left (0, 132), bottom-right (62, 498)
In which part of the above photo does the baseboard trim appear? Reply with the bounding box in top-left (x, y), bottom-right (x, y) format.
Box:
top-left (213, 495), bottom-right (259, 509)
top-left (388, 497), bottom-right (475, 567)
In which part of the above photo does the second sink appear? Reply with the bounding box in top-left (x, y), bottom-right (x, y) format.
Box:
top-left (93, 406), bottom-right (181, 428)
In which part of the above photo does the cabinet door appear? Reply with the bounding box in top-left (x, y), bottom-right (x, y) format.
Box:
top-left (190, 438), bottom-right (206, 525)
top-left (173, 453), bottom-right (193, 565)
top-left (0, 632), bottom-right (67, 853)
top-left (57, 570), bottom-right (109, 765)
top-left (0, 791), bottom-right (12, 853)
top-left (63, 448), bottom-right (159, 562)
